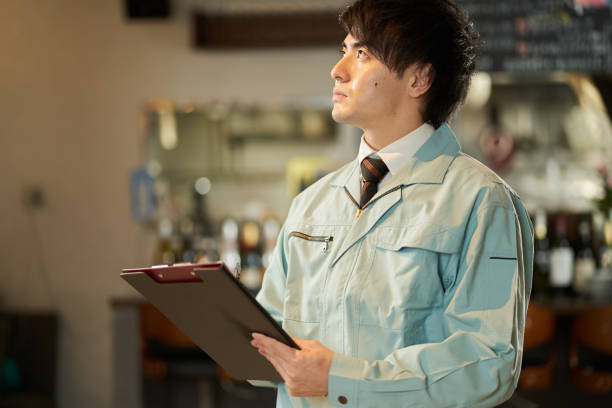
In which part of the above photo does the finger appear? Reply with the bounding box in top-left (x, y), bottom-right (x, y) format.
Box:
top-left (258, 347), bottom-right (291, 381)
top-left (252, 334), bottom-right (297, 384)
top-left (251, 334), bottom-right (272, 353)
top-left (251, 333), bottom-right (274, 354)
top-left (253, 339), bottom-right (287, 374)
top-left (251, 332), bottom-right (263, 346)
top-left (251, 332), bottom-right (271, 348)
top-left (251, 336), bottom-right (275, 361)
top-left (253, 333), bottom-right (296, 362)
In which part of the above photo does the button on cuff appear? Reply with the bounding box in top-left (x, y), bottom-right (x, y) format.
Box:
top-left (328, 353), bottom-right (364, 407)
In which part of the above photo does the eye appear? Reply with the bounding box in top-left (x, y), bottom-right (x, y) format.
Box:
top-left (357, 49), bottom-right (368, 58)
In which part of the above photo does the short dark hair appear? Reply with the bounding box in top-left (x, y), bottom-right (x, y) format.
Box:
top-left (339, 0), bottom-right (481, 128)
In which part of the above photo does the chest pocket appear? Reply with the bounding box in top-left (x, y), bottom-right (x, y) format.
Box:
top-left (283, 225), bottom-right (335, 323)
top-left (359, 224), bottom-right (463, 332)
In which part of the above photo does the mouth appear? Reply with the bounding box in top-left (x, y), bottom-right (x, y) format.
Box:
top-left (333, 90), bottom-right (347, 101)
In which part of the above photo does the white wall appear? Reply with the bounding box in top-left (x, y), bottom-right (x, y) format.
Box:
top-left (0, 1), bottom-right (342, 407)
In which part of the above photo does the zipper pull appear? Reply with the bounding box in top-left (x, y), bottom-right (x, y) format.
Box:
top-left (323, 237), bottom-right (332, 254)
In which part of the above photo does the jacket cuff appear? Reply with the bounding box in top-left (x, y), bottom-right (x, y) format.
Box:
top-left (327, 353), bottom-right (365, 407)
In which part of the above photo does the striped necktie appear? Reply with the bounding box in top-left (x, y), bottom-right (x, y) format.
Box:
top-left (359, 156), bottom-right (389, 209)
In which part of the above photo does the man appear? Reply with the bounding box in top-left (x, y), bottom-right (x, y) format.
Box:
top-left (250, 1), bottom-right (534, 407)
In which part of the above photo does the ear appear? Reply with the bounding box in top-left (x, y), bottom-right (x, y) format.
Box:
top-left (408, 63), bottom-right (433, 98)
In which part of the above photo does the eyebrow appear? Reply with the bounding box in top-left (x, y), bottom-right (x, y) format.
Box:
top-left (340, 40), bottom-right (366, 51)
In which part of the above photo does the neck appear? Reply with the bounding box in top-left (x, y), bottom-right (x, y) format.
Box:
top-left (361, 114), bottom-right (425, 151)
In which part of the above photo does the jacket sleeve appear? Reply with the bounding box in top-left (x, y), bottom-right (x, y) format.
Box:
top-left (247, 220), bottom-right (291, 389)
top-left (327, 188), bottom-right (534, 408)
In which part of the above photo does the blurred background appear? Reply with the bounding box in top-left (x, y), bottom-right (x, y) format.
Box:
top-left (1, 0), bottom-right (611, 407)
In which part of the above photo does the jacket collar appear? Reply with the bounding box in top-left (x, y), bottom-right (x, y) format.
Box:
top-left (327, 124), bottom-right (461, 268)
top-left (330, 123), bottom-right (461, 196)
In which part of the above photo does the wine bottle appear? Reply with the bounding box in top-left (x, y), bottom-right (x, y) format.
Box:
top-left (239, 220), bottom-right (263, 291)
top-left (549, 215), bottom-right (574, 298)
top-left (532, 209), bottom-right (551, 299)
top-left (573, 218), bottom-right (596, 295)
top-left (220, 218), bottom-right (241, 276)
top-left (601, 213), bottom-right (612, 270)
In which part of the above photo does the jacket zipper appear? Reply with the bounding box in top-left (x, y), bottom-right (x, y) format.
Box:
top-left (344, 184), bottom-right (403, 210)
top-left (289, 232), bottom-right (334, 253)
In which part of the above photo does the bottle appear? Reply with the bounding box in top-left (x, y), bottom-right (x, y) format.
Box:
top-left (179, 218), bottom-right (196, 263)
top-left (241, 251), bottom-right (263, 292)
top-left (239, 220), bottom-right (263, 291)
top-left (219, 218), bottom-right (241, 276)
top-left (601, 213), bottom-right (612, 271)
top-left (573, 218), bottom-right (596, 296)
top-left (192, 190), bottom-right (214, 238)
top-left (549, 215), bottom-right (574, 298)
top-left (154, 217), bottom-right (176, 265)
top-left (532, 209), bottom-right (551, 299)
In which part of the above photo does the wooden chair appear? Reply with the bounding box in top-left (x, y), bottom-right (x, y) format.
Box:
top-left (569, 305), bottom-right (612, 394)
top-left (140, 303), bottom-right (206, 379)
top-left (139, 304), bottom-right (219, 406)
top-left (518, 302), bottom-right (557, 390)
top-left (140, 304), bottom-right (243, 384)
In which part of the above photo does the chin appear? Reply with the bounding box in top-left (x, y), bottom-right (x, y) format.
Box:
top-left (331, 108), bottom-right (351, 124)
top-left (332, 112), bottom-right (364, 131)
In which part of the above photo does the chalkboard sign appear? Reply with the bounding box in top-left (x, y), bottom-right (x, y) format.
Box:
top-left (460, 0), bottom-right (612, 72)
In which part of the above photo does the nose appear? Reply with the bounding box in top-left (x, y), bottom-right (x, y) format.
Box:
top-left (331, 57), bottom-right (349, 83)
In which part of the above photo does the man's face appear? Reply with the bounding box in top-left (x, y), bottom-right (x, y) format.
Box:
top-left (330, 34), bottom-right (409, 129)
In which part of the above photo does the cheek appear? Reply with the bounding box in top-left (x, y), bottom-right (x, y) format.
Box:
top-left (352, 72), bottom-right (385, 101)
top-left (375, 77), bottom-right (405, 109)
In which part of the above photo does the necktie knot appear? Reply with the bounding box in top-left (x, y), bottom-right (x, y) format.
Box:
top-left (360, 156), bottom-right (389, 183)
top-left (359, 157), bottom-right (389, 209)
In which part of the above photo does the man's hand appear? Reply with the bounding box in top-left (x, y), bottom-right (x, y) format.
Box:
top-left (250, 333), bottom-right (334, 397)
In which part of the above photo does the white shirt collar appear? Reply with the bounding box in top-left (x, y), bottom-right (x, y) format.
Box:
top-left (357, 122), bottom-right (435, 175)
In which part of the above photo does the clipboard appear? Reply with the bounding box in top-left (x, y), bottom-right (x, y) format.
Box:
top-left (120, 262), bottom-right (297, 382)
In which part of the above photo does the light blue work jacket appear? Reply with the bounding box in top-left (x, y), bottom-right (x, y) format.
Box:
top-left (253, 124), bottom-right (534, 408)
